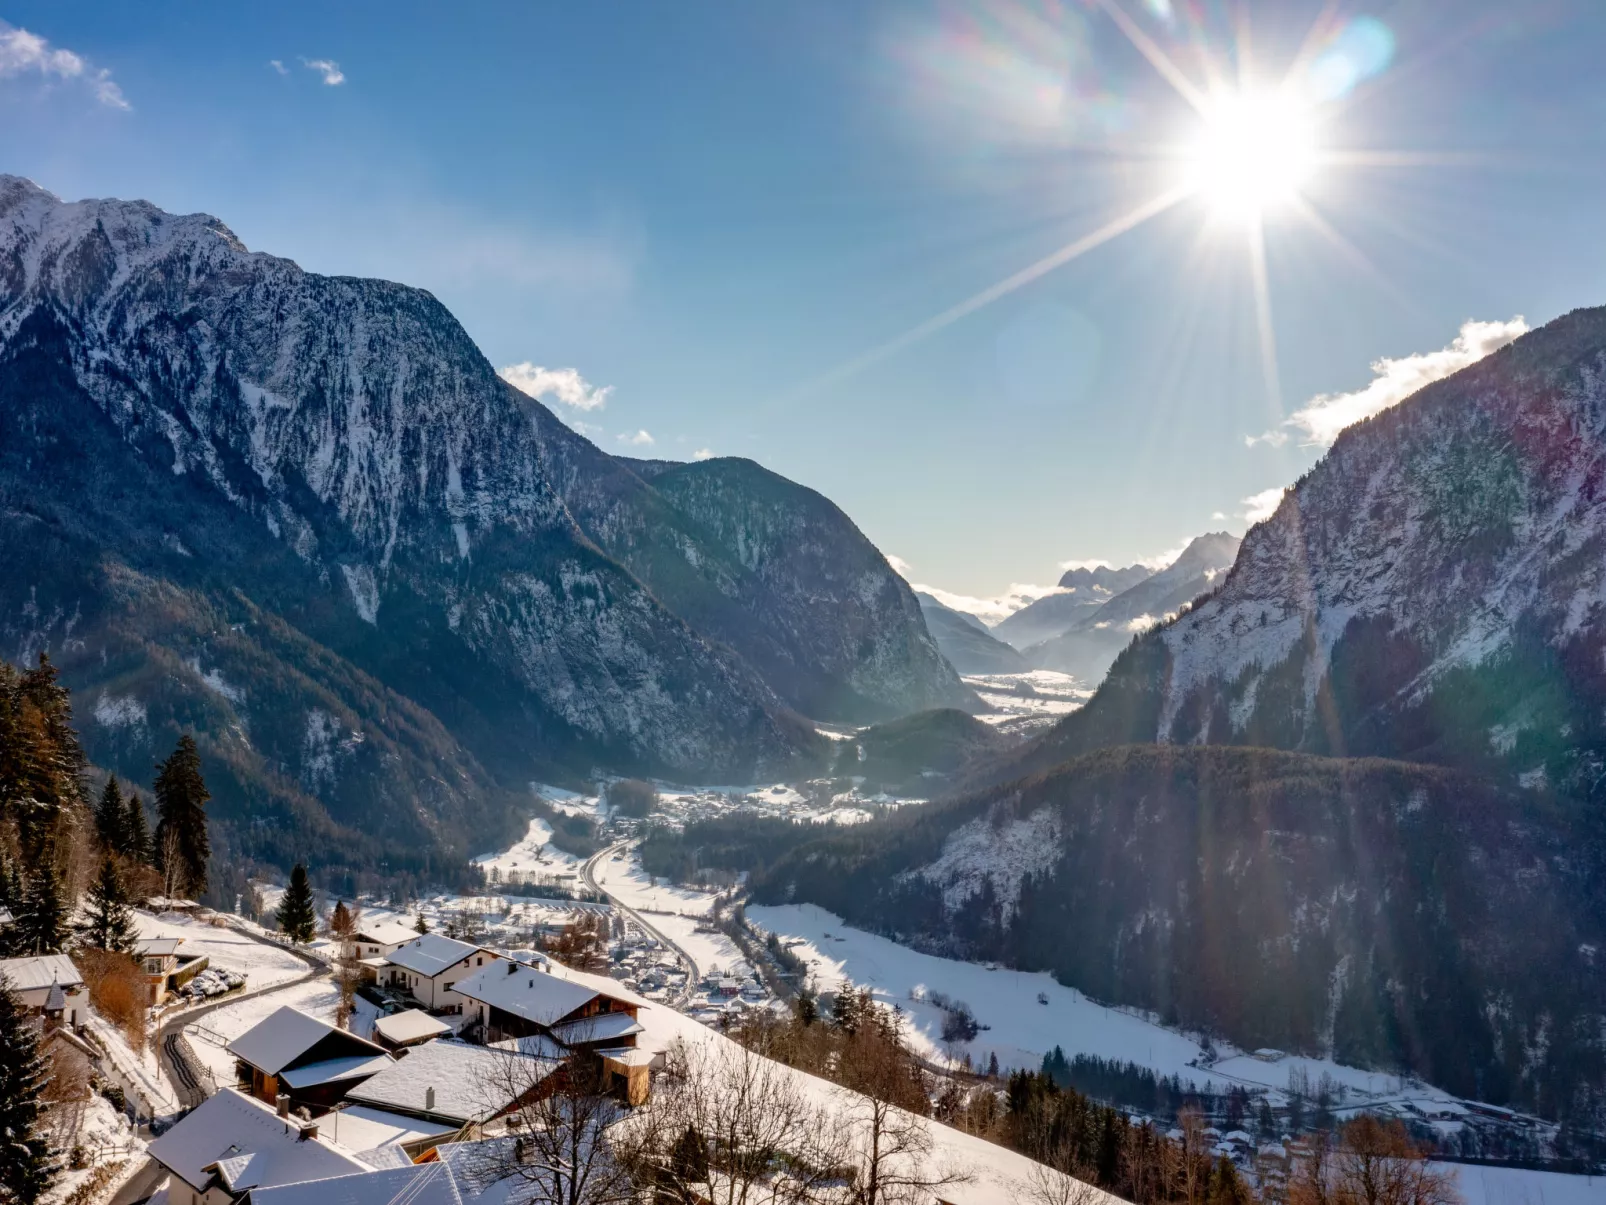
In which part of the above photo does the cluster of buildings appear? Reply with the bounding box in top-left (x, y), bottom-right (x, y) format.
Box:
top-left (142, 934), bottom-right (663, 1203)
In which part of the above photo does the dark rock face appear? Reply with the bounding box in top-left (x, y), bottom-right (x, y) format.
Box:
top-left (0, 176), bottom-right (958, 876)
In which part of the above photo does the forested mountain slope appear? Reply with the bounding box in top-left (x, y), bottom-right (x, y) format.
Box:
top-left (753, 745), bottom-right (1606, 1122)
top-left (0, 175), bottom-right (958, 879)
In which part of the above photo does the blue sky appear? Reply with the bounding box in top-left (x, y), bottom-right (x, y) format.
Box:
top-left (4, 1), bottom-right (1606, 599)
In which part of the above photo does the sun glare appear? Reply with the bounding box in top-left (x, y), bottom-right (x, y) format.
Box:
top-left (1185, 90), bottom-right (1317, 221)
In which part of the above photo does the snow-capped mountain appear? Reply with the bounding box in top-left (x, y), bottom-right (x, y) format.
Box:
top-left (991, 562), bottom-right (1154, 649)
top-left (1026, 533), bottom-right (1240, 683)
top-left (1012, 307), bottom-right (1606, 803)
top-left (0, 176), bottom-right (962, 875)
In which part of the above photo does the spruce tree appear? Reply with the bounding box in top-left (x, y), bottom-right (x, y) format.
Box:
top-left (83, 855), bottom-right (138, 954)
top-left (414, 911), bottom-right (430, 934)
top-left (125, 790), bottom-right (152, 865)
top-left (277, 864), bottom-right (317, 944)
top-left (95, 775), bottom-right (129, 855)
top-left (153, 734), bottom-right (211, 899)
top-left (0, 977), bottom-right (57, 1203)
top-left (16, 862), bottom-right (68, 955)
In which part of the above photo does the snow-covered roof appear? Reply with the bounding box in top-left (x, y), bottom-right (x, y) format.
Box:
top-left (599, 1047), bottom-right (655, 1068)
top-left (0, 953), bottom-right (84, 992)
top-left (147, 1087), bottom-right (372, 1192)
top-left (489, 1033), bottom-right (569, 1061)
top-left (137, 937), bottom-right (183, 957)
top-left (384, 933), bottom-right (494, 978)
top-left (346, 1040), bottom-right (554, 1124)
top-left (278, 1053), bottom-right (394, 1090)
top-left (372, 1009), bottom-right (451, 1046)
top-left (0, 906), bottom-right (13, 926)
top-left (321, 1105), bottom-right (458, 1159)
top-left (455, 961), bottom-right (618, 1027)
top-left (352, 917), bottom-right (421, 947)
top-left (246, 1162), bottom-right (464, 1205)
top-left (226, 1005), bottom-right (387, 1075)
top-left (550, 1012), bottom-right (643, 1045)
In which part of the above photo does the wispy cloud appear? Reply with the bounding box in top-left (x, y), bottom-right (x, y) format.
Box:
top-left (618, 429), bottom-right (655, 447)
top-left (911, 582), bottom-right (1063, 626)
top-left (0, 21), bottom-right (128, 109)
top-left (268, 59), bottom-right (288, 75)
top-left (885, 554), bottom-right (913, 577)
top-left (302, 57), bottom-right (345, 86)
top-left (1242, 487), bottom-right (1287, 525)
top-left (692, 448), bottom-right (715, 461)
top-left (1060, 543), bottom-right (1185, 574)
top-left (498, 364), bottom-right (613, 411)
top-left (1250, 317), bottom-right (1528, 448)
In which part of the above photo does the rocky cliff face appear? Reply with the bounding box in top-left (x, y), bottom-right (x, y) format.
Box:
top-left (0, 176), bottom-right (956, 877)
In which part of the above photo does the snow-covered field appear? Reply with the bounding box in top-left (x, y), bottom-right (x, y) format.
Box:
top-left (1444, 1163), bottom-right (1606, 1205)
top-left (589, 852), bottom-right (742, 976)
top-left (964, 669), bottom-right (1090, 729)
top-left (472, 814), bottom-right (581, 884)
top-left (746, 902), bottom-right (1463, 1109)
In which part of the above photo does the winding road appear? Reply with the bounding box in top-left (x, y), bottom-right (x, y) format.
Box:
top-left (582, 841), bottom-right (699, 1006)
top-left (153, 930), bottom-right (328, 1109)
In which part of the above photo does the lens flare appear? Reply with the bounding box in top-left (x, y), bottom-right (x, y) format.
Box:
top-left (1185, 90), bottom-right (1317, 220)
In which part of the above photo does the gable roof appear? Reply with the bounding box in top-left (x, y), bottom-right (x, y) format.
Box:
top-left (344, 1040), bottom-right (558, 1125)
top-left (277, 1053), bottom-right (394, 1090)
top-left (246, 1162), bottom-right (465, 1205)
top-left (146, 1087), bottom-right (371, 1192)
top-left (550, 1012), bottom-right (643, 1046)
top-left (351, 917), bottom-right (421, 947)
top-left (226, 1005), bottom-right (387, 1076)
top-left (453, 961), bottom-right (607, 1027)
top-left (136, 937), bottom-right (183, 957)
top-left (0, 953), bottom-right (84, 992)
top-left (372, 1009), bottom-right (451, 1046)
top-left (384, 934), bottom-right (494, 978)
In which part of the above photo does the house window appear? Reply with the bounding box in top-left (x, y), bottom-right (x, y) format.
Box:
top-left (476, 956), bottom-right (483, 966)
top-left (444, 982), bottom-right (454, 994)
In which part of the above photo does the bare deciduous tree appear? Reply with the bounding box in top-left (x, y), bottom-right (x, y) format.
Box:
top-left (624, 1036), bottom-right (853, 1205)
top-left (469, 1046), bottom-right (638, 1205)
top-left (833, 1019), bottom-right (969, 1205)
top-left (1289, 1118), bottom-right (1460, 1205)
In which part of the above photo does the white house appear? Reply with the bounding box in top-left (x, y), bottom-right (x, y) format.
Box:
top-left (0, 953), bottom-right (89, 1028)
top-left (345, 916), bottom-right (422, 962)
top-left (379, 934), bottom-right (502, 1014)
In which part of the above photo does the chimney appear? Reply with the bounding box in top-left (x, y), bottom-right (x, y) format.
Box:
top-left (507, 961), bottom-right (518, 974)
top-left (276, 1094), bottom-right (290, 1118)
top-left (299, 1121), bottom-right (319, 1141)
top-left (425, 1085), bottom-right (436, 1111)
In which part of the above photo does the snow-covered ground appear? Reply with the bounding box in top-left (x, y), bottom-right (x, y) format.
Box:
top-left (964, 669), bottom-right (1090, 730)
top-left (182, 977), bottom-right (381, 1083)
top-left (589, 853), bottom-right (742, 976)
top-left (1443, 1163), bottom-right (1606, 1205)
top-left (41, 1092), bottom-right (144, 1205)
top-left (746, 902), bottom-right (1464, 1109)
top-left (132, 911), bottom-right (310, 992)
top-left (472, 814), bottom-right (582, 885)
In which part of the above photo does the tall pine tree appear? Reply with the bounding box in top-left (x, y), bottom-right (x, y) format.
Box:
top-left (154, 734), bottom-right (211, 899)
top-left (277, 864), bottom-right (317, 944)
top-left (0, 977), bottom-right (57, 1203)
top-left (82, 856), bottom-right (138, 954)
top-left (95, 775), bottom-right (129, 855)
top-left (0, 654), bottom-right (89, 860)
top-left (16, 862), bottom-right (67, 955)
top-left (125, 789), bottom-right (152, 865)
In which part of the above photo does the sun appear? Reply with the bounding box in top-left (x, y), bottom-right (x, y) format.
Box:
top-left (1184, 89), bottom-right (1318, 221)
